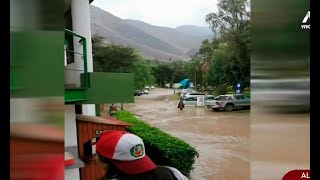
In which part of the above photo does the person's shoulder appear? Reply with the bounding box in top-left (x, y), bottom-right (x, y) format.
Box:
top-left (158, 166), bottom-right (189, 180)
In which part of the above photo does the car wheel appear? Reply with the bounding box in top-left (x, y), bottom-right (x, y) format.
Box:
top-left (213, 108), bottom-right (219, 112)
top-left (225, 104), bottom-right (234, 112)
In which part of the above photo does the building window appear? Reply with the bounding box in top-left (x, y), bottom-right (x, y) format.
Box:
top-left (65, 10), bottom-right (75, 65)
top-left (65, 37), bottom-right (75, 64)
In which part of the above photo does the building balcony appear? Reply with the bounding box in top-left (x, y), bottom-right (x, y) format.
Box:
top-left (65, 72), bottom-right (134, 104)
top-left (10, 29), bottom-right (134, 105)
top-left (64, 29), bottom-right (134, 104)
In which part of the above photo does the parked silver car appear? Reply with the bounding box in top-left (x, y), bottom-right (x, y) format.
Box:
top-left (211, 94), bottom-right (250, 112)
top-left (204, 95), bottom-right (216, 108)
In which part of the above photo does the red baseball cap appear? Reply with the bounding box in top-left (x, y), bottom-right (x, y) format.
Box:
top-left (96, 130), bottom-right (156, 175)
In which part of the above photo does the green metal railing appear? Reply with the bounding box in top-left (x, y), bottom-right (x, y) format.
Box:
top-left (64, 29), bottom-right (89, 89)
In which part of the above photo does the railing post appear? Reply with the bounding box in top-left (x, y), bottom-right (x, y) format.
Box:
top-left (64, 29), bottom-right (89, 89)
top-left (82, 38), bottom-right (89, 88)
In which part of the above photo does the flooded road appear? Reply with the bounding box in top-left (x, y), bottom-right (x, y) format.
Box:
top-left (123, 88), bottom-right (250, 180)
top-left (120, 88), bottom-right (309, 180)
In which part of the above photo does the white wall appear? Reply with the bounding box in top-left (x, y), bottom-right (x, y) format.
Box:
top-left (64, 105), bottom-right (77, 147)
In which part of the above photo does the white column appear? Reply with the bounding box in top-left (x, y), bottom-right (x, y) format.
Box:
top-left (70, 0), bottom-right (96, 116)
top-left (71, 0), bottom-right (93, 73)
top-left (82, 104), bottom-right (96, 116)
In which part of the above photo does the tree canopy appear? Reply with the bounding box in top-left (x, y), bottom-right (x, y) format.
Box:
top-left (91, 0), bottom-right (251, 92)
top-left (92, 35), bottom-right (155, 89)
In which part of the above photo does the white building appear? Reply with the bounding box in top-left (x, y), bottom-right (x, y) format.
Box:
top-left (64, 0), bottom-right (134, 179)
top-left (10, 0), bottom-right (134, 179)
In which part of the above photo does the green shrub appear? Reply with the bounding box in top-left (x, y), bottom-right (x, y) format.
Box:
top-left (116, 110), bottom-right (199, 176)
top-left (243, 91), bottom-right (250, 98)
top-left (216, 83), bottom-right (228, 95)
top-left (227, 85), bottom-right (233, 92)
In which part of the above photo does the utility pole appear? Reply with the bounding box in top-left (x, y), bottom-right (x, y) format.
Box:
top-left (194, 70), bottom-right (196, 87)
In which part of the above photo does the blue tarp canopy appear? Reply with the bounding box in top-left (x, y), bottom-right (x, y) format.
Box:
top-left (180, 79), bottom-right (190, 89)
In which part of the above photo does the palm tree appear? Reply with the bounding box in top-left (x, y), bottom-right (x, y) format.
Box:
top-left (91, 34), bottom-right (104, 49)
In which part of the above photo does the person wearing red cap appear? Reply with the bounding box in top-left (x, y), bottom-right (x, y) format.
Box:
top-left (96, 130), bottom-right (188, 180)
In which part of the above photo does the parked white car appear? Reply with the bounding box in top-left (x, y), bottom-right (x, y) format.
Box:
top-left (183, 95), bottom-right (215, 106)
top-left (142, 89), bottom-right (149, 94)
top-left (182, 92), bottom-right (206, 99)
top-left (180, 89), bottom-right (196, 97)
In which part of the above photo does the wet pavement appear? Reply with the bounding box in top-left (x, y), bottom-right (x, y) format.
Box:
top-left (120, 88), bottom-right (309, 180)
top-left (123, 88), bottom-right (250, 180)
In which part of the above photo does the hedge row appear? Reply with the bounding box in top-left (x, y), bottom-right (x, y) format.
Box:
top-left (116, 110), bottom-right (199, 176)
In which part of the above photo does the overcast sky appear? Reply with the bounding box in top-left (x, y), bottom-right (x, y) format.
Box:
top-left (91, 0), bottom-right (218, 28)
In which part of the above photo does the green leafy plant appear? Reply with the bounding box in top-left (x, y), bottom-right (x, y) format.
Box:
top-left (216, 83), bottom-right (228, 95)
top-left (116, 111), bottom-right (199, 176)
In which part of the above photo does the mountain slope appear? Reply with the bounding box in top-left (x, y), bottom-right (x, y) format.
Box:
top-left (124, 19), bottom-right (204, 53)
top-left (90, 6), bottom-right (213, 61)
top-left (175, 25), bottom-right (213, 37)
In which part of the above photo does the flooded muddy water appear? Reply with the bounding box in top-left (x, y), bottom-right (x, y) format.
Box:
top-left (123, 88), bottom-right (250, 180)
top-left (120, 88), bottom-right (309, 180)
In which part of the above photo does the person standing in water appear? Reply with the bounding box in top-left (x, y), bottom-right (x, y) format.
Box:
top-left (108, 104), bottom-right (120, 116)
top-left (177, 98), bottom-right (185, 110)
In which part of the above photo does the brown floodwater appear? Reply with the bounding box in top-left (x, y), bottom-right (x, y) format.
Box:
top-left (123, 88), bottom-right (250, 180)
top-left (120, 88), bottom-right (309, 180)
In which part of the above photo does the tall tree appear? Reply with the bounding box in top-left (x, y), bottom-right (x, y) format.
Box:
top-left (93, 44), bottom-right (139, 73)
top-left (203, 0), bottom-right (251, 89)
top-left (185, 58), bottom-right (203, 86)
top-left (133, 59), bottom-right (155, 89)
top-left (152, 63), bottom-right (174, 87)
top-left (205, 0), bottom-right (250, 34)
top-left (92, 36), bottom-right (155, 89)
